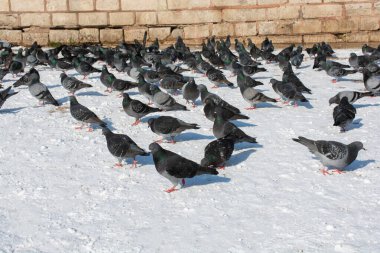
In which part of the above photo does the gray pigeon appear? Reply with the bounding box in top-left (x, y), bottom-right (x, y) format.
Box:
top-left (363, 65), bottom-right (380, 94)
top-left (13, 68), bottom-right (59, 106)
top-left (270, 78), bottom-right (307, 107)
top-left (182, 78), bottom-right (199, 107)
top-left (69, 95), bottom-right (106, 131)
top-left (238, 85), bottom-right (277, 110)
top-left (197, 84), bottom-right (240, 114)
top-left (320, 61), bottom-right (357, 83)
top-left (150, 85), bottom-right (187, 111)
top-left (213, 107), bottom-right (257, 144)
top-left (102, 127), bottom-right (149, 168)
top-left (137, 74), bottom-right (154, 104)
top-left (122, 93), bottom-right (161, 126)
top-left (236, 69), bottom-right (263, 89)
top-left (148, 116), bottom-right (200, 143)
top-left (0, 86), bottom-right (18, 109)
top-left (282, 62), bottom-right (311, 94)
top-left (206, 68), bottom-right (234, 88)
top-left (201, 135), bottom-right (235, 169)
top-left (293, 136), bottom-right (365, 175)
top-left (60, 73), bottom-right (92, 95)
top-left (73, 58), bottom-right (101, 79)
top-left (149, 142), bottom-right (218, 193)
top-left (333, 97), bottom-right (356, 132)
top-left (329, 91), bottom-right (373, 105)
top-left (204, 97), bottom-right (249, 122)
top-left (349, 53), bottom-right (371, 69)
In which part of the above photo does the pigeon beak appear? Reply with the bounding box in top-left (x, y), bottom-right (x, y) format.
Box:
top-left (362, 147), bottom-right (367, 151)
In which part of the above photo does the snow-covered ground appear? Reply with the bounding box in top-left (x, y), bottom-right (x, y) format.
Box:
top-left (0, 49), bottom-right (379, 253)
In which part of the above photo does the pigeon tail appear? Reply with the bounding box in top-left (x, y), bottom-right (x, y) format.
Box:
top-left (292, 136), bottom-right (315, 149)
top-left (196, 166), bottom-right (219, 176)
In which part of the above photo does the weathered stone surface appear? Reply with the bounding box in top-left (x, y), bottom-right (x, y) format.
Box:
top-left (212, 23), bottom-right (234, 37)
top-left (0, 0), bottom-right (9, 12)
top-left (0, 30), bottom-right (22, 44)
top-left (369, 31), bottom-right (380, 42)
top-left (148, 27), bottom-right (171, 40)
top-left (258, 0), bottom-right (286, 4)
top-left (10, 0), bottom-right (44, 12)
top-left (267, 6), bottom-right (300, 20)
top-left (158, 10), bottom-right (221, 25)
top-left (184, 24), bottom-right (210, 39)
top-left (46, 0), bottom-right (67, 11)
top-left (20, 13), bottom-right (51, 27)
top-left (96, 0), bottom-right (120, 11)
top-left (121, 0), bottom-right (167, 11)
top-left (345, 3), bottom-right (372, 16)
top-left (79, 28), bottom-right (99, 43)
top-left (293, 20), bottom-right (321, 34)
top-left (212, 0), bottom-right (257, 7)
top-left (49, 30), bottom-right (79, 44)
top-left (136, 12), bottom-right (157, 25)
top-left (302, 4), bottom-right (342, 18)
top-left (0, 14), bottom-right (18, 28)
top-left (360, 17), bottom-right (380, 31)
top-left (124, 27), bottom-right (147, 41)
top-left (223, 8), bottom-right (266, 22)
top-left (344, 32), bottom-right (369, 43)
top-left (234, 22), bottom-right (257, 37)
top-left (258, 21), bottom-right (293, 35)
top-left (109, 12), bottom-right (135, 26)
top-left (52, 13), bottom-right (77, 27)
top-left (322, 18), bottom-right (359, 33)
top-left (69, 0), bottom-right (94, 11)
top-left (303, 34), bottom-right (339, 43)
top-left (289, 0), bottom-right (321, 3)
top-left (270, 35), bottom-right (302, 44)
top-left (22, 28), bottom-right (49, 46)
top-left (78, 13), bottom-right (107, 27)
top-left (100, 29), bottom-right (123, 44)
top-left (168, 0), bottom-right (210, 9)
top-left (170, 28), bottom-right (183, 39)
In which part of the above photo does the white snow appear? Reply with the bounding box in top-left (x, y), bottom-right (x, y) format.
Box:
top-left (0, 49), bottom-right (379, 253)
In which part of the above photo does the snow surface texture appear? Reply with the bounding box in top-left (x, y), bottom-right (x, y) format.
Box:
top-left (0, 49), bottom-right (379, 253)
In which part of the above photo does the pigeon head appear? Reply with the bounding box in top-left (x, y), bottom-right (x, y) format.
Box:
top-left (349, 141), bottom-right (366, 151)
top-left (147, 118), bottom-right (155, 128)
top-left (149, 142), bottom-right (162, 152)
top-left (200, 157), bottom-right (211, 167)
top-left (60, 72), bottom-right (67, 79)
top-left (197, 84), bottom-right (207, 92)
top-left (122, 93), bottom-right (130, 99)
top-left (328, 94), bottom-right (340, 106)
top-left (69, 95), bottom-right (79, 104)
top-left (339, 97), bottom-right (350, 105)
top-left (101, 127), bottom-right (112, 136)
top-left (350, 53), bottom-right (357, 58)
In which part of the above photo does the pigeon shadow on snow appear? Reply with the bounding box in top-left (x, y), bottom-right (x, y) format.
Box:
top-left (233, 121), bottom-right (257, 128)
top-left (0, 106), bottom-right (26, 114)
top-left (101, 118), bottom-right (116, 131)
top-left (346, 118), bottom-right (363, 131)
top-left (57, 96), bottom-right (69, 105)
top-left (354, 103), bottom-right (380, 109)
top-left (297, 64), bottom-right (311, 69)
top-left (228, 149), bottom-right (256, 166)
top-left (235, 142), bottom-right (263, 151)
top-left (344, 159), bottom-right (376, 172)
top-left (184, 175), bottom-right (231, 188)
top-left (176, 132), bottom-right (214, 142)
top-left (254, 102), bottom-right (281, 109)
top-left (77, 91), bottom-right (107, 97)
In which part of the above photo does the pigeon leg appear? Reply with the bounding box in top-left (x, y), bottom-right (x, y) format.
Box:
top-left (170, 137), bottom-right (176, 144)
top-left (181, 179), bottom-right (186, 185)
top-left (115, 163), bottom-right (123, 168)
top-left (245, 106), bottom-right (256, 110)
top-left (293, 102), bottom-right (298, 108)
top-left (154, 138), bottom-right (163, 144)
top-left (164, 186), bottom-right (178, 193)
top-left (104, 87), bottom-right (113, 93)
top-left (218, 165), bottom-right (225, 170)
top-left (74, 124), bottom-right (84, 130)
top-left (87, 127), bottom-right (94, 132)
top-left (319, 169), bottom-right (331, 176)
top-left (331, 79), bottom-right (337, 83)
top-left (211, 85), bottom-right (219, 89)
top-left (192, 102), bottom-right (196, 108)
top-left (131, 160), bottom-right (138, 169)
top-left (82, 75), bottom-right (87, 80)
top-left (275, 98), bottom-right (282, 102)
top-left (283, 101), bottom-right (290, 105)
top-left (147, 99), bottom-right (153, 105)
top-left (332, 169), bottom-right (345, 174)
top-left (117, 92), bottom-right (123, 98)
top-left (132, 119), bottom-right (141, 126)
top-left (68, 91), bottom-right (74, 96)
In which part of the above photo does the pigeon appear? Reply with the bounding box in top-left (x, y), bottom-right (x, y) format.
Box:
top-left (206, 68), bottom-right (234, 88)
top-left (201, 135), bottom-right (235, 169)
top-left (69, 95), bottom-right (106, 131)
top-left (236, 69), bottom-right (263, 89)
top-left (204, 97), bottom-right (249, 122)
top-left (290, 53), bottom-right (304, 68)
top-left (362, 44), bottom-right (376, 55)
top-left (362, 65), bottom-right (380, 94)
top-left (282, 62), bottom-right (312, 94)
top-left (111, 78), bottom-right (139, 95)
top-left (313, 54), bottom-right (350, 70)
top-left (159, 76), bottom-right (186, 95)
top-left (0, 68), bottom-right (9, 84)
top-left (182, 78), bottom-right (199, 107)
top-left (261, 37), bottom-right (274, 53)
top-left (0, 86), bottom-right (18, 109)
top-left (149, 142), bottom-right (218, 193)
top-left (9, 60), bottom-right (24, 76)
top-left (292, 136), bottom-right (365, 175)
top-left (48, 55), bottom-right (74, 72)
top-left (349, 53), bottom-right (371, 69)
top-left (102, 127), bottom-right (149, 168)
top-left (148, 116), bottom-right (200, 143)
top-left (137, 74), bottom-right (154, 104)
top-left (122, 93), bottom-right (161, 126)
top-left (150, 85), bottom-right (187, 111)
top-left (238, 83), bottom-right (277, 110)
top-left (333, 97), bottom-right (356, 132)
top-left (13, 68), bottom-right (59, 106)
top-left (213, 107), bottom-right (257, 144)
top-left (197, 84), bottom-right (240, 114)
top-left (73, 58), bottom-right (101, 79)
top-left (100, 65), bottom-right (116, 92)
top-left (270, 79), bottom-right (308, 106)
top-left (329, 91), bottom-right (373, 105)
top-left (320, 61), bottom-right (357, 83)
top-left (60, 73), bottom-right (92, 95)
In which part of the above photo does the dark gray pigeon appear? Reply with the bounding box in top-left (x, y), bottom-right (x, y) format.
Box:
top-left (201, 135), bottom-right (235, 169)
top-left (206, 68), bottom-right (234, 88)
top-left (182, 78), bottom-right (199, 107)
top-left (320, 61), bottom-right (357, 83)
top-left (137, 74), bottom-right (154, 104)
top-left (236, 69), bottom-right (263, 89)
top-left (333, 97), bottom-right (356, 132)
top-left (122, 93), bottom-right (161, 126)
top-left (363, 65), bottom-right (380, 94)
top-left (150, 85), bottom-right (187, 111)
top-left (270, 78), bottom-right (307, 107)
top-left (0, 86), bottom-right (18, 109)
top-left (293, 136), bottom-right (365, 175)
top-left (13, 68), bottom-right (59, 106)
top-left (204, 97), bottom-right (249, 122)
top-left (102, 127), bottom-right (149, 168)
top-left (329, 91), bottom-right (373, 105)
top-left (213, 107), bottom-right (257, 144)
top-left (349, 53), bottom-right (371, 69)
top-left (73, 58), bottom-right (101, 79)
top-left (148, 116), bottom-right (200, 143)
top-left (69, 95), bottom-right (106, 131)
top-left (197, 84), bottom-right (240, 114)
top-left (60, 73), bottom-right (92, 95)
top-left (282, 62), bottom-right (311, 94)
top-left (149, 142), bottom-right (218, 193)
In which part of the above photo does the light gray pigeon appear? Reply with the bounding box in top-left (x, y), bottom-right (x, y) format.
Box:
top-left (102, 127), bottom-right (150, 168)
top-left (13, 68), bottom-right (59, 106)
top-left (149, 142), bottom-right (218, 193)
top-left (0, 86), bottom-right (18, 109)
top-left (148, 116), bottom-right (200, 143)
top-left (182, 78), bottom-right (199, 107)
top-left (363, 65), bottom-right (380, 94)
top-left (69, 95), bottom-right (106, 131)
top-left (122, 93), bottom-right (161, 126)
top-left (293, 136), bottom-right (365, 175)
top-left (329, 91), bottom-right (372, 105)
top-left (60, 73), bottom-right (92, 95)
top-left (333, 97), bottom-right (356, 132)
top-left (150, 85), bottom-right (187, 111)
top-left (320, 61), bottom-right (357, 83)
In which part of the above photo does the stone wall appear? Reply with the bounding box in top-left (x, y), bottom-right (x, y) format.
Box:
top-left (0, 0), bottom-right (379, 46)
